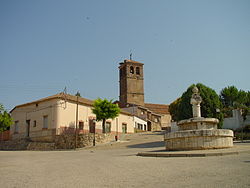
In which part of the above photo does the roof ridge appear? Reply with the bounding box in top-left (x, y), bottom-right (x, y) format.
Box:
top-left (10, 93), bottom-right (132, 116)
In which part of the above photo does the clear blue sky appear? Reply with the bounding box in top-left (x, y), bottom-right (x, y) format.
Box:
top-left (0, 0), bottom-right (249, 111)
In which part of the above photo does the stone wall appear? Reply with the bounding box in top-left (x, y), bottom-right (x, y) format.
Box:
top-left (27, 142), bottom-right (55, 150)
top-left (151, 121), bottom-right (162, 131)
top-left (0, 138), bottom-right (56, 151)
top-left (0, 139), bottom-right (30, 150)
top-left (0, 133), bottom-right (116, 150)
top-left (54, 133), bottom-right (116, 149)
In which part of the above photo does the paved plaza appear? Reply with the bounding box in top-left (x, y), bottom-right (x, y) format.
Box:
top-left (0, 132), bottom-right (250, 188)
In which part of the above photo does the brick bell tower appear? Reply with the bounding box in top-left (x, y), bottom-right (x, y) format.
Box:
top-left (119, 59), bottom-right (145, 108)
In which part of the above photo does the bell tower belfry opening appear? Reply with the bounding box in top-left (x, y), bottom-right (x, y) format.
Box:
top-left (119, 59), bottom-right (145, 108)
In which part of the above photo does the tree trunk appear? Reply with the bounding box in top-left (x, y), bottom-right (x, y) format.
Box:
top-left (102, 119), bottom-right (106, 133)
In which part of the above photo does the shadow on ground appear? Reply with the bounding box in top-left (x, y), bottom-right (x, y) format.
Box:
top-left (126, 141), bottom-right (165, 148)
top-left (234, 140), bottom-right (250, 144)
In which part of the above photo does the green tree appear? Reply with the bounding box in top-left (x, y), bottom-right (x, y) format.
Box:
top-left (246, 92), bottom-right (250, 106)
top-left (220, 86), bottom-right (250, 119)
top-left (0, 104), bottom-right (4, 112)
top-left (169, 83), bottom-right (224, 128)
top-left (169, 98), bottom-right (181, 122)
top-left (0, 104), bottom-right (13, 132)
top-left (92, 98), bottom-right (120, 133)
top-left (220, 86), bottom-right (239, 107)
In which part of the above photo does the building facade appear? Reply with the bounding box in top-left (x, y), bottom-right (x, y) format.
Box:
top-left (10, 93), bottom-right (135, 142)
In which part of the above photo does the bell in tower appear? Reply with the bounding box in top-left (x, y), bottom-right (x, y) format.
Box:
top-left (119, 59), bottom-right (145, 108)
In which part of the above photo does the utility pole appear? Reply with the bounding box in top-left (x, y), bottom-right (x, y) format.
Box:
top-left (93, 120), bottom-right (96, 146)
top-left (115, 118), bottom-right (118, 141)
top-left (75, 94), bottom-right (79, 149)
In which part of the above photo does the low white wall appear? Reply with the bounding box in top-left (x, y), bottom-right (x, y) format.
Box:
top-left (223, 110), bottom-right (250, 130)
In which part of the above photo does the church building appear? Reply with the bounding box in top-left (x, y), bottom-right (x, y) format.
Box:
top-left (118, 59), bottom-right (171, 131)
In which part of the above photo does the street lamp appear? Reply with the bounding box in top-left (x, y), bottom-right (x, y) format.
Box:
top-left (75, 94), bottom-right (79, 150)
top-left (93, 119), bottom-right (96, 146)
top-left (115, 118), bottom-right (118, 141)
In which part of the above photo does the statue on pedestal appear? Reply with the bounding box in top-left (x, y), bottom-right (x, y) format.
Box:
top-left (164, 85), bottom-right (233, 151)
top-left (190, 86), bottom-right (202, 118)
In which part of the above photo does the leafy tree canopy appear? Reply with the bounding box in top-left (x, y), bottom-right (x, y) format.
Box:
top-left (169, 83), bottom-right (224, 128)
top-left (0, 104), bottom-right (4, 112)
top-left (169, 97), bottom-right (181, 122)
top-left (220, 86), bottom-right (239, 107)
top-left (0, 104), bottom-right (13, 132)
top-left (92, 98), bottom-right (120, 132)
top-left (220, 86), bottom-right (250, 120)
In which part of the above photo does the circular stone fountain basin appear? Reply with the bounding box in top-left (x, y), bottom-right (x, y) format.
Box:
top-left (178, 117), bottom-right (219, 130)
top-left (164, 129), bottom-right (233, 151)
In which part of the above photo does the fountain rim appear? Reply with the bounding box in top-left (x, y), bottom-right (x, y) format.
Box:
top-left (164, 129), bottom-right (234, 139)
top-left (178, 117), bottom-right (219, 125)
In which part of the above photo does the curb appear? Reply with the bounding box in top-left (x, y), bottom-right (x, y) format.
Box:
top-left (137, 151), bottom-right (243, 158)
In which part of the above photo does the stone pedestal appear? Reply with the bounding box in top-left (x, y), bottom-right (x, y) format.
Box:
top-left (164, 86), bottom-right (233, 151)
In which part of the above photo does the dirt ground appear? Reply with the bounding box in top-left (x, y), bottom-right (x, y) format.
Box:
top-left (0, 132), bottom-right (250, 188)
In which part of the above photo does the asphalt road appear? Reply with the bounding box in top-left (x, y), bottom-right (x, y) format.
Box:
top-left (0, 132), bottom-right (250, 188)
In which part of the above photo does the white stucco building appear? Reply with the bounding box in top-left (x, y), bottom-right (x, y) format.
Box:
top-left (223, 109), bottom-right (250, 130)
top-left (10, 93), bottom-right (136, 142)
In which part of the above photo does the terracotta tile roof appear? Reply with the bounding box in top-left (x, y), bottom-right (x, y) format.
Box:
top-left (119, 59), bottom-right (144, 65)
top-left (10, 93), bottom-right (132, 116)
top-left (144, 103), bottom-right (170, 115)
top-left (10, 93), bottom-right (92, 111)
top-left (124, 59), bottom-right (143, 64)
top-left (64, 93), bottom-right (94, 106)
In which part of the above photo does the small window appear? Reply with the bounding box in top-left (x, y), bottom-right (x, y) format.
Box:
top-left (43, 115), bottom-right (48, 128)
top-left (130, 66), bottom-right (134, 74)
top-left (79, 122), bottom-right (84, 130)
top-left (136, 67), bottom-right (140, 75)
top-left (33, 120), bottom-right (36, 127)
top-left (14, 121), bottom-right (19, 133)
